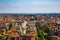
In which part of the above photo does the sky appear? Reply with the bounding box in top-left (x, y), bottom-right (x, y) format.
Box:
top-left (0, 0), bottom-right (60, 13)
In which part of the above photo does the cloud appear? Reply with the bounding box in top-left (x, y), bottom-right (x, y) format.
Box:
top-left (10, 1), bottom-right (60, 6)
top-left (0, 1), bottom-right (60, 13)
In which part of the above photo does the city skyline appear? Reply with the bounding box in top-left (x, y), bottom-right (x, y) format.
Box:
top-left (0, 0), bottom-right (60, 13)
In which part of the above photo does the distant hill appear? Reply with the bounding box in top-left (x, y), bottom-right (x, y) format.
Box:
top-left (0, 13), bottom-right (60, 16)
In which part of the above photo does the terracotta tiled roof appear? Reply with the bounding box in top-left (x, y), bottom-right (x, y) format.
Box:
top-left (20, 34), bottom-right (35, 37)
top-left (5, 17), bottom-right (11, 22)
top-left (51, 36), bottom-right (59, 38)
top-left (9, 33), bottom-right (19, 38)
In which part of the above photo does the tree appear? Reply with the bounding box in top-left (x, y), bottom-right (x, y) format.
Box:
top-left (9, 23), bottom-right (13, 30)
top-left (0, 33), bottom-right (3, 39)
top-left (42, 24), bottom-right (53, 40)
top-left (35, 23), bottom-right (53, 40)
top-left (35, 22), bottom-right (45, 40)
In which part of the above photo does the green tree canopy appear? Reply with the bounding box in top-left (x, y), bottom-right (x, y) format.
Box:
top-left (35, 23), bottom-right (53, 40)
